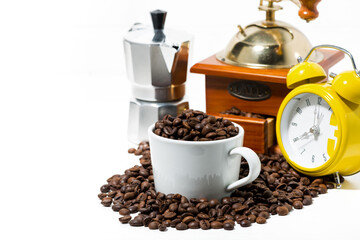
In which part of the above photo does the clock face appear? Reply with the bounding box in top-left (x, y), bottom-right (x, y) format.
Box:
top-left (280, 93), bottom-right (340, 169)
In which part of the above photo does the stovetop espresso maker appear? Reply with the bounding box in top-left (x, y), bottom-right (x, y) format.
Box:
top-left (124, 10), bottom-right (192, 143)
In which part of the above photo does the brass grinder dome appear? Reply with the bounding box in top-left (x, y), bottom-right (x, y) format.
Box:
top-left (216, 20), bottom-right (323, 69)
top-left (216, 0), bottom-right (324, 69)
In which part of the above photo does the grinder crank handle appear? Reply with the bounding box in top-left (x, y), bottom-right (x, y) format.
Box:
top-left (293, 0), bottom-right (321, 22)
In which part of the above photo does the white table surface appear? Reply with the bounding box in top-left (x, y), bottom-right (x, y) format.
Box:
top-left (1, 1), bottom-right (360, 240)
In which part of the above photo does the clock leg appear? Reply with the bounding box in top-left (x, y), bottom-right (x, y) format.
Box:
top-left (333, 171), bottom-right (342, 189)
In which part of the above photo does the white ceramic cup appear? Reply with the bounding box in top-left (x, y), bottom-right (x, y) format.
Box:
top-left (148, 123), bottom-right (261, 200)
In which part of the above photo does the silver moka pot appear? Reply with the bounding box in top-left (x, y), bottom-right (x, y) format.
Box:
top-left (124, 10), bottom-right (191, 143)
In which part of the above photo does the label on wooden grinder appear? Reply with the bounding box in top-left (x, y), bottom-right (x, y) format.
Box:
top-left (228, 80), bottom-right (271, 101)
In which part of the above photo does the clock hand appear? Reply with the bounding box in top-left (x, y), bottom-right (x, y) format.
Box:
top-left (313, 105), bottom-right (317, 126)
top-left (316, 112), bottom-right (324, 128)
top-left (293, 131), bottom-right (313, 142)
top-left (309, 112), bottom-right (324, 139)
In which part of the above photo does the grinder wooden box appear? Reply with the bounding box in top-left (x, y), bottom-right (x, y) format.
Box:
top-left (190, 49), bottom-right (344, 153)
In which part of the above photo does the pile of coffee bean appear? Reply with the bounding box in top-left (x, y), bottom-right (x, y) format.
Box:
top-left (98, 141), bottom-right (341, 231)
top-left (222, 106), bottom-right (266, 119)
top-left (153, 109), bottom-right (239, 141)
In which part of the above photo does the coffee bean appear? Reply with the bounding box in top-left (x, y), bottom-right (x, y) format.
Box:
top-left (187, 207), bottom-right (198, 215)
top-left (162, 220), bottom-right (171, 227)
top-left (248, 214), bottom-right (256, 223)
top-left (276, 206), bottom-right (289, 216)
top-left (159, 224), bottom-right (167, 231)
top-left (232, 203), bottom-right (242, 209)
top-left (180, 196), bottom-right (188, 204)
top-left (182, 216), bottom-right (195, 224)
top-left (235, 214), bottom-right (247, 223)
top-left (128, 148), bottom-right (136, 154)
top-left (234, 205), bottom-right (247, 214)
top-left (319, 184), bottom-right (327, 194)
top-left (197, 213), bottom-right (210, 220)
top-left (199, 138), bottom-right (211, 141)
top-left (182, 121), bottom-right (191, 130)
top-left (197, 202), bottom-right (209, 211)
top-left (263, 190), bottom-right (273, 198)
top-left (154, 128), bottom-right (161, 136)
top-left (201, 124), bottom-right (212, 136)
top-left (112, 204), bottom-right (122, 212)
top-left (155, 122), bottom-right (164, 129)
top-left (194, 123), bottom-right (203, 131)
top-left (148, 221), bottom-right (159, 230)
top-left (239, 219), bottom-right (251, 227)
top-left (310, 190), bottom-right (318, 197)
top-left (293, 200), bottom-right (303, 209)
top-left (127, 205), bottom-right (137, 213)
top-left (169, 203), bottom-right (178, 212)
top-left (149, 211), bottom-right (157, 219)
top-left (258, 211), bottom-right (270, 219)
top-left (311, 178), bottom-right (323, 186)
top-left (170, 218), bottom-right (181, 228)
top-left (188, 221), bottom-right (200, 229)
top-left (124, 192), bottom-right (136, 201)
top-left (199, 220), bottom-right (211, 230)
top-left (205, 132), bottom-right (217, 138)
top-left (256, 216), bottom-right (266, 224)
top-left (209, 208), bottom-right (217, 218)
top-left (119, 208), bottom-right (130, 216)
top-left (223, 221), bottom-right (234, 230)
top-left (176, 222), bottom-right (188, 230)
top-left (129, 216), bottom-right (143, 227)
top-left (101, 197), bottom-right (112, 207)
top-left (222, 197), bottom-right (231, 205)
top-left (119, 215), bottom-right (131, 224)
top-left (173, 118), bottom-right (182, 126)
top-left (216, 130), bottom-right (227, 136)
top-left (163, 126), bottom-right (172, 135)
top-left (164, 119), bottom-right (172, 126)
top-left (221, 205), bottom-right (231, 215)
top-left (211, 221), bottom-right (223, 229)
top-left (100, 184), bottom-right (110, 193)
top-left (164, 211), bottom-right (177, 219)
top-left (134, 149), bottom-right (142, 156)
top-left (303, 195), bottom-right (312, 205)
top-left (98, 193), bottom-right (107, 200)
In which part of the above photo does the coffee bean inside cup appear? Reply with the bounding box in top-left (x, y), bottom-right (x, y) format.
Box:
top-left (153, 109), bottom-right (239, 141)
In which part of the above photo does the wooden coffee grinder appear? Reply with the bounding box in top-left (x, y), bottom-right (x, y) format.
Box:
top-left (190, 0), bottom-right (344, 153)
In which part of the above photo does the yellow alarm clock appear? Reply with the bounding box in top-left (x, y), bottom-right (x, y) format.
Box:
top-left (276, 45), bottom-right (360, 186)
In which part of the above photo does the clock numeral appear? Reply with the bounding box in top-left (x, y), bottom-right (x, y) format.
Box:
top-left (328, 106), bottom-right (332, 111)
top-left (294, 98), bottom-right (301, 101)
top-left (318, 97), bottom-right (322, 105)
top-left (293, 137), bottom-right (299, 142)
top-left (311, 155), bottom-right (315, 163)
top-left (323, 153), bottom-right (327, 162)
top-left (301, 149), bottom-right (306, 155)
top-left (306, 98), bottom-right (310, 106)
top-left (296, 107), bottom-right (302, 115)
top-left (291, 122), bottom-right (298, 126)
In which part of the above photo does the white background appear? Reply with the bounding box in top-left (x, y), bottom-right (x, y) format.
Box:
top-left (1, 0), bottom-right (360, 239)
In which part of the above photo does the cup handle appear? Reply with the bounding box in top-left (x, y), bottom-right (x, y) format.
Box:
top-left (226, 147), bottom-right (261, 192)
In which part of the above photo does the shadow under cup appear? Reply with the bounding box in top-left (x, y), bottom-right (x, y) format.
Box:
top-left (148, 123), bottom-right (261, 200)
